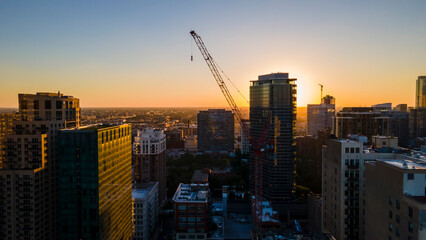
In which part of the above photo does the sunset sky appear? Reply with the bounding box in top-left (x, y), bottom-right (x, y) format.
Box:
top-left (1, 1), bottom-right (425, 108)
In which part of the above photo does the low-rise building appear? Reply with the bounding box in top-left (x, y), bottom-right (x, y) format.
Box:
top-left (173, 183), bottom-right (210, 240)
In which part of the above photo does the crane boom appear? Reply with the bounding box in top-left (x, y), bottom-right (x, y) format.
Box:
top-left (189, 30), bottom-right (250, 142)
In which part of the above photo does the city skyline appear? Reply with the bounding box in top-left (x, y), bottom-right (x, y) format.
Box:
top-left (1, 1), bottom-right (426, 108)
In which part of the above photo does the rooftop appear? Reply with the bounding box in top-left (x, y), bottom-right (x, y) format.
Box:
top-left (381, 159), bottom-right (426, 170)
top-left (191, 170), bottom-right (209, 183)
top-left (63, 123), bottom-right (128, 131)
top-left (132, 182), bottom-right (158, 200)
top-left (172, 183), bottom-right (209, 203)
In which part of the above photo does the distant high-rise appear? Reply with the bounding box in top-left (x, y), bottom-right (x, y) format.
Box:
top-left (0, 92), bottom-right (80, 240)
top-left (415, 76), bottom-right (426, 108)
top-left (241, 119), bottom-right (250, 154)
top-left (249, 73), bottom-right (297, 202)
top-left (133, 128), bottom-right (167, 206)
top-left (197, 109), bottom-right (234, 153)
top-left (333, 107), bottom-right (391, 141)
top-left (57, 124), bottom-right (133, 240)
top-left (409, 108), bottom-right (426, 139)
top-left (307, 95), bottom-right (335, 136)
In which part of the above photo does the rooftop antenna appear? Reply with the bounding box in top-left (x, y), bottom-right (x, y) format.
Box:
top-left (318, 84), bottom-right (323, 103)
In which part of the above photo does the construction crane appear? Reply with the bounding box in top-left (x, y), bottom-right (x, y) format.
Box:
top-left (189, 30), bottom-right (267, 234)
top-left (318, 84), bottom-right (323, 103)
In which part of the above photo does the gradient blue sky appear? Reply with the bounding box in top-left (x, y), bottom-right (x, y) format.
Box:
top-left (1, 1), bottom-right (425, 107)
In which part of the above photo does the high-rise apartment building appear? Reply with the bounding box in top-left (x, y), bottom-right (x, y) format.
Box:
top-left (365, 159), bottom-right (426, 240)
top-left (249, 73), bottom-right (297, 202)
top-left (322, 139), bottom-right (395, 240)
top-left (57, 124), bottom-right (133, 240)
top-left (133, 182), bottom-right (159, 240)
top-left (307, 95), bottom-right (335, 136)
top-left (133, 128), bottom-right (167, 206)
top-left (173, 183), bottom-right (210, 240)
top-left (197, 109), bottom-right (234, 153)
top-left (333, 107), bottom-right (391, 141)
top-left (0, 92), bottom-right (80, 240)
top-left (416, 76), bottom-right (426, 108)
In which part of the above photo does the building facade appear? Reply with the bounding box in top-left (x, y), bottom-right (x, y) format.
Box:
top-left (365, 159), bottom-right (426, 240)
top-left (416, 76), bottom-right (426, 108)
top-left (0, 112), bottom-right (20, 167)
top-left (133, 128), bottom-right (167, 206)
top-left (0, 92), bottom-right (80, 240)
top-left (333, 107), bottom-right (391, 141)
top-left (322, 139), bottom-right (395, 240)
top-left (249, 73), bottom-right (297, 202)
top-left (133, 182), bottom-right (159, 240)
top-left (307, 95), bottom-right (335, 136)
top-left (241, 119), bottom-right (250, 154)
top-left (410, 108), bottom-right (426, 140)
top-left (173, 183), bottom-right (210, 240)
top-left (57, 124), bottom-right (133, 240)
top-left (197, 109), bottom-right (234, 153)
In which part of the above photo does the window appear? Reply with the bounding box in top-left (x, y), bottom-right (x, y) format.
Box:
top-left (350, 147), bottom-right (355, 153)
top-left (389, 196), bottom-right (392, 205)
top-left (389, 223), bottom-right (392, 231)
top-left (178, 205), bottom-right (186, 211)
top-left (408, 222), bottom-right (413, 232)
top-left (45, 100), bottom-right (51, 109)
top-left (56, 101), bottom-right (63, 109)
top-left (356, 148), bottom-right (360, 153)
top-left (34, 100), bottom-right (39, 109)
top-left (407, 173), bottom-right (414, 180)
top-left (396, 200), bottom-right (400, 209)
top-left (345, 148), bottom-right (349, 153)
top-left (396, 215), bottom-right (400, 223)
top-left (389, 210), bottom-right (392, 219)
top-left (408, 206), bottom-right (413, 218)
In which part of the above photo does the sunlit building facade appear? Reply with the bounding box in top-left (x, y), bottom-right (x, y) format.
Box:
top-left (57, 124), bottom-right (133, 240)
top-left (249, 73), bottom-right (297, 202)
top-left (416, 76), bottom-right (426, 108)
top-left (307, 95), bottom-right (335, 136)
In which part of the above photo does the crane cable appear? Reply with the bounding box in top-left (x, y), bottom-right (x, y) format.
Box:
top-left (212, 59), bottom-right (250, 104)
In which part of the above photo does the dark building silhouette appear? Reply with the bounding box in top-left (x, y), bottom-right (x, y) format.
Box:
top-left (197, 109), bottom-right (234, 153)
top-left (410, 108), bottom-right (426, 139)
top-left (0, 92), bottom-right (80, 240)
top-left (249, 73), bottom-right (297, 202)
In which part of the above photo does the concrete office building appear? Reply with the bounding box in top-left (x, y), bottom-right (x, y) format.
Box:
top-left (416, 76), bottom-right (426, 108)
top-left (333, 107), bottom-right (391, 141)
top-left (197, 109), bottom-right (234, 153)
top-left (133, 182), bottom-right (159, 240)
top-left (249, 73), bottom-right (297, 202)
top-left (365, 159), bottom-right (426, 240)
top-left (307, 95), bottom-right (335, 136)
top-left (173, 183), bottom-right (210, 240)
top-left (133, 128), bottom-right (167, 206)
top-left (57, 124), bottom-right (133, 240)
top-left (0, 92), bottom-right (80, 240)
top-left (322, 139), bottom-right (395, 240)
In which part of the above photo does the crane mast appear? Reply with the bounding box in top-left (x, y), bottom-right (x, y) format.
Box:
top-left (190, 30), bottom-right (266, 235)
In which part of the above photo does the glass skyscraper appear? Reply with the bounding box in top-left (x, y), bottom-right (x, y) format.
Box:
top-left (57, 124), bottom-right (133, 240)
top-left (249, 73), bottom-right (297, 202)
